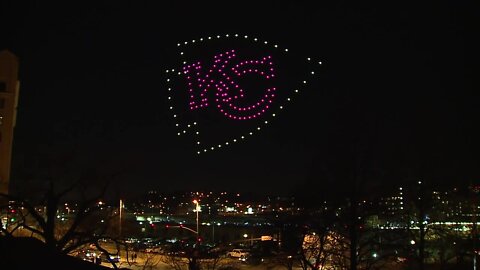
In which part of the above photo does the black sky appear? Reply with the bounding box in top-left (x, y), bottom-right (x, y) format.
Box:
top-left (1, 1), bottom-right (477, 199)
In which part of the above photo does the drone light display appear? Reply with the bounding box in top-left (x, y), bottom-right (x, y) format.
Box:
top-left (166, 34), bottom-right (322, 154)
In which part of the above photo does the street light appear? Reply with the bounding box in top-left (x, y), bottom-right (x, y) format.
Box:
top-left (244, 233), bottom-right (253, 246)
top-left (119, 199), bottom-right (123, 237)
top-left (193, 200), bottom-right (200, 238)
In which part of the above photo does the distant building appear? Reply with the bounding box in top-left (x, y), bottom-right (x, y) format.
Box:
top-left (0, 50), bottom-right (20, 195)
top-left (378, 187), bottom-right (405, 217)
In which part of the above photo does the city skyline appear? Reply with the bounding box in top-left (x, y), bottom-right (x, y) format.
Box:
top-left (0, 2), bottom-right (476, 198)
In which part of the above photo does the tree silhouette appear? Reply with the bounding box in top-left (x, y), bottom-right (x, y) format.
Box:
top-left (0, 178), bottom-right (122, 268)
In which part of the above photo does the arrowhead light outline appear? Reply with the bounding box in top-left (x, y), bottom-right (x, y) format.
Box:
top-left (165, 34), bottom-right (322, 155)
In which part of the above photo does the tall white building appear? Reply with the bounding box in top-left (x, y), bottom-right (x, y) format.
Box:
top-left (0, 50), bottom-right (20, 195)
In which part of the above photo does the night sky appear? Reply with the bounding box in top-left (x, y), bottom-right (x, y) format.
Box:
top-left (1, 2), bottom-right (477, 200)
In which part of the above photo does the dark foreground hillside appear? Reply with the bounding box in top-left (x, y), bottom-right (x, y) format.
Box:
top-left (0, 237), bottom-right (121, 270)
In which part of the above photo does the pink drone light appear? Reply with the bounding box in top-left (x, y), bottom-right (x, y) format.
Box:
top-left (183, 49), bottom-right (276, 120)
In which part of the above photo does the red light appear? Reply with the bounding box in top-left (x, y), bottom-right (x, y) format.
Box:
top-left (165, 224), bottom-right (170, 228)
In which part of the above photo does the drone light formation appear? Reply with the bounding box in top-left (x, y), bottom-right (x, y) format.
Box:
top-left (166, 34), bottom-right (322, 154)
top-left (183, 50), bottom-right (276, 120)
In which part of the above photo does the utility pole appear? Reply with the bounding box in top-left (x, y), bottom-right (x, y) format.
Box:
top-left (193, 200), bottom-right (200, 240)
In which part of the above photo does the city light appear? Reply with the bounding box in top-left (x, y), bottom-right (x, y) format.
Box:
top-left (193, 199), bottom-right (200, 238)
